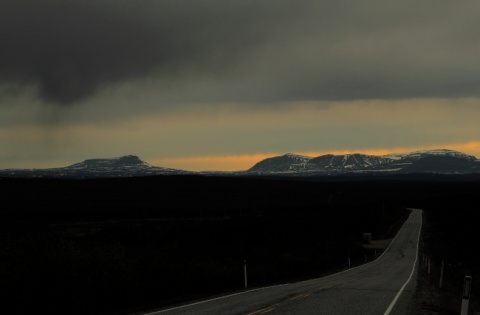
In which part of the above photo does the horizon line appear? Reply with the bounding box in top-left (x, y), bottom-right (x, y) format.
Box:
top-left (2, 144), bottom-right (480, 172)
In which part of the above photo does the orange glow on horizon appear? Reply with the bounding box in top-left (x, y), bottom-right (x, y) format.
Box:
top-left (148, 141), bottom-right (480, 172)
top-left (148, 153), bottom-right (277, 172)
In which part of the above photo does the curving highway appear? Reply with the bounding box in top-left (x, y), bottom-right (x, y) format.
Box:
top-left (143, 209), bottom-right (422, 315)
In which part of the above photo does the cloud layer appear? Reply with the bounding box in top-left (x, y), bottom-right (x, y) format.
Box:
top-left (2, 1), bottom-right (480, 171)
top-left (2, 0), bottom-right (480, 108)
top-left (1, 1), bottom-right (300, 105)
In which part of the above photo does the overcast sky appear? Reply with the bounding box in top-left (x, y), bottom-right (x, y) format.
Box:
top-left (2, 0), bottom-right (480, 171)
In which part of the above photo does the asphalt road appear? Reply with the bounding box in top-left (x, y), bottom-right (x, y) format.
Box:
top-left (143, 209), bottom-right (423, 315)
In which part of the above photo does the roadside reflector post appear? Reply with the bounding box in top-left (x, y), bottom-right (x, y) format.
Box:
top-left (244, 260), bottom-right (248, 289)
top-left (439, 260), bottom-right (444, 289)
top-left (461, 275), bottom-right (472, 315)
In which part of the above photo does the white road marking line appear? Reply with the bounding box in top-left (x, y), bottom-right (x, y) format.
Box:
top-left (384, 210), bottom-right (422, 315)
top-left (143, 284), bottom-right (288, 314)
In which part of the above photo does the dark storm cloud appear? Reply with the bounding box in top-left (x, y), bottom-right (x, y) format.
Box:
top-left (0, 0), bottom-right (300, 105)
top-left (1, 0), bottom-right (480, 106)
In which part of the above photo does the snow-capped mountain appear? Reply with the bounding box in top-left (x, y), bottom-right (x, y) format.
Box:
top-left (383, 149), bottom-right (477, 162)
top-left (246, 149), bottom-right (480, 175)
top-left (0, 155), bottom-right (194, 178)
top-left (308, 153), bottom-right (394, 170)
top-left (244, 153), bottom-right (311, 173)
top-left (0, 149), bottom-right (479, 178)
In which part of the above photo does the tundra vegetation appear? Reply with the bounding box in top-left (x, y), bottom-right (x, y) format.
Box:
top-left (0, 175), bottom-right (478, 314)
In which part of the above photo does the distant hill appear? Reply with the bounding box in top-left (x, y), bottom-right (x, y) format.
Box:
top-left (0, 149), bottom-right (479, 178)
top-left (0, 155), bottom-right (193, 178)
top-left (246, 149), bottom-right (480, 176)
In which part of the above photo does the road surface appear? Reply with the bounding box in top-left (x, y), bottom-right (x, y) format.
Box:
top-left (143, 208), bottom-right (422, 315)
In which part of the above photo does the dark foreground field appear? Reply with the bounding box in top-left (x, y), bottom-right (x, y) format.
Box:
top-left (0, 174), bottom-right (479, 314)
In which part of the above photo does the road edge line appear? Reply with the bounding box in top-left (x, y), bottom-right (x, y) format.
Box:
top-left (143, 208), bottom-right (418, 315)
top-left (383, 209), bottom-right (423, 315)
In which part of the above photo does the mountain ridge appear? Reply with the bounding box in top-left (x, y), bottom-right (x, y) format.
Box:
top-left (0, 149), bottom-right (479, 178)
top-left (246, 149), bottom-right (479, 175)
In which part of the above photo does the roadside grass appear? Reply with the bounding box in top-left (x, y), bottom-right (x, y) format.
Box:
top-left (408, 207), bottom-right (480, 315)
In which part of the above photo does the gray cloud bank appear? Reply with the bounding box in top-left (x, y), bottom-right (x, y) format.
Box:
top-left (1, 0), bottom-right (480, 107)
